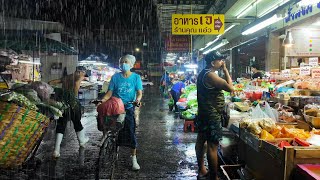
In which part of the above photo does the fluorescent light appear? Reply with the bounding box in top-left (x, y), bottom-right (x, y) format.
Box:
top-left (79, 61), bottom-right (108, 66)
top-left (298, 0), bottom-right (318, 6)
top-left (242, 15), bottom-right (283, 35)
top-left (19, 60), bottom-right (41, 65)
top-left (313, 21), bottom-right (320, 26)
top-left (203, 41), bottom-right (229, 54)
top-left (217, 24), bottom-right (236, 38)
top-left (184, 64), bottom-right (198, 69)
top-left (202, 37), bottom-right (219, 50)
top-left (177, 71), bottom-right (184, 74)
top-left (237, 0), bottom-right (263, 19)
top-left (199, 48), bottom-right (205, 51)
top-left (258, 0), bottom-right (289, 18)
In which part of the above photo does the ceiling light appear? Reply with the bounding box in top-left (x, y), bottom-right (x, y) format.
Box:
top-left (217, 25), bottom-right (236, 38)
top-left (237, 0), bottom-right (263, 19)
top-left (242, 15), bottom-right (283, 35)
top-left (258, 0), bottom-right (290, 18)
top-left (203, 40), bottom-right (229, 55)
top-left (199, 48), bottom-right (205, 51)
top-left (313, 21), bottom-right (320, 26)
top-left (283, 31), bottom-right (294, 47)
top-left (19, 60), bottom-right (41, 65)
top-left (184, 64), bottom-right (198, 69)
top-left (298, 0), bottom-right (319, 6)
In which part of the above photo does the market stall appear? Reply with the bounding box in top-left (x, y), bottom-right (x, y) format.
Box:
top-left (223, 70), bottom-right (320, 179)
top-left (78, 59), bottom-right (119, 100)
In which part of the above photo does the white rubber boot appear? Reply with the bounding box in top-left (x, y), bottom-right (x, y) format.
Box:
top-left (131, 155), bottom-right (140, 171)
top-left (53, 133), bottom-right (63, 158)
top-left (76, 129), bottom-right (89, 147)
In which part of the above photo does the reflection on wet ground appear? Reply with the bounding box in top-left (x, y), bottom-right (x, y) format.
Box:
top-left (0, 87), bottom-right (211, 179)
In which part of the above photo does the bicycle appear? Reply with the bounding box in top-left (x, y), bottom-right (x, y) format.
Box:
top-left (92, 100), bottom-right (140, 180)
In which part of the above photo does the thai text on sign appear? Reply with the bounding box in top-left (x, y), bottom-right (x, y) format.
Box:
top-left (172, 14), bottom-right (224, 35)
top-left (300, 66), bottom-right (311, 76)
top-left (312, 68), bottom-right (320, 78)
top-left (165, 35), bottom-right (190, 52)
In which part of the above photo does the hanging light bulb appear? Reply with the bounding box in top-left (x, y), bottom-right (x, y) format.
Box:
top-left (283, 31), bottom-right (294, 47)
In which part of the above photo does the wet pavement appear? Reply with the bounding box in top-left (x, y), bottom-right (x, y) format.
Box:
top-left (0, 86), bottom-right (228, 180)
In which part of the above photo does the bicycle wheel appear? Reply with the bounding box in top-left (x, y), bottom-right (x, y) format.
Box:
top-left (96, 137), bottom-right (110, 179)
top-left (95, 135), bottom-right (118, 180)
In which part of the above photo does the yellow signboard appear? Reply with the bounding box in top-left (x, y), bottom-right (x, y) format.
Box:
top-left (172, 14), bottom-right (225, 35)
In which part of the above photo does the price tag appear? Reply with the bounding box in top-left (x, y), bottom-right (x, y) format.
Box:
top-left (311, 68), bottom-right (320, 78)
top-left (281, 69), bottom-right (290, 77)
top-left (300, 66), bottom-right (311, 76)
top-left (309, 57), bottom-right (319, 67)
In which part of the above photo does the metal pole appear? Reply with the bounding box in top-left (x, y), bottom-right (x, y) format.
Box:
top-left (190, 4), bottom-right (193, 64)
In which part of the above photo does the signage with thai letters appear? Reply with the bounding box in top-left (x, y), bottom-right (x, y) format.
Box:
top-left (172, 14), bottom-right (225, 35)
top-left (165, 35), bottom-right (190, 52)
top-left (300, 66), bottom-right (311, 76)
top-left (281, 69), bottom-right (291, 77)
top-left (311, 68), bottom-right (320, 78)
top-left (309, 57), bottom-right (319, 66)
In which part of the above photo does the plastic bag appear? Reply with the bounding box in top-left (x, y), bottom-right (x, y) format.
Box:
top-left (264, 102), bottom-right (277, 122)
top-left (251, 104), bottom-right (269, 119)
top-left (187, 90), bottom-right (197, 101)
top-left (97, 96), bottom-right (125, 117)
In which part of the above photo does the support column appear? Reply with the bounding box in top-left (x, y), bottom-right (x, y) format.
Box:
top-left (231, 47), bottom-right (239, 79)
top-left (266, 32), bottom-right (281, 71)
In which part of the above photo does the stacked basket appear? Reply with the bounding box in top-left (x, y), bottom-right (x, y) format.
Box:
top-left (0, 102), bottom-right (50, 168)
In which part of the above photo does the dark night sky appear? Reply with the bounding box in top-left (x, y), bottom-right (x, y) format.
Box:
top-left (0, 0), bottom-right (161, 63)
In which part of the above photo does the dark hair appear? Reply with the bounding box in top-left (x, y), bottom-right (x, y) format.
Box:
top-left (76, 66), bottom-right (87, 72)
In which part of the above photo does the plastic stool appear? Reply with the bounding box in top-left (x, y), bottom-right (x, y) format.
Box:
top-left (184, 119), bottom-right (195, 132)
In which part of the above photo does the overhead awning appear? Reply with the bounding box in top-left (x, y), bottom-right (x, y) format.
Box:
top-left (0, 37), bottom-right (78, 55)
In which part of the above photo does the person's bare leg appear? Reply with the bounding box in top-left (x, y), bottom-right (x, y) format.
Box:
top-left (195, 133), bottom-right (208, 176)
top-left (207, 142), bottom-right (219, 180)
top-left (131, 148), bottom-right (136, 156)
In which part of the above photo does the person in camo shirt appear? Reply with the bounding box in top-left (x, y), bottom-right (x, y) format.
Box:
top-left (49, 66), bottom-right (90, 159)
top-left (195, 50), bottom-right (233, 180)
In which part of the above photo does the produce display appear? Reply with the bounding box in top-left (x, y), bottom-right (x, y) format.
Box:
top-left (0, 81), bottom-right (66, 118)
top-left (178, 84), bottom-right (198, 119)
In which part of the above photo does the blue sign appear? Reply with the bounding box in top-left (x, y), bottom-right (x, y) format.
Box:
top-left (285, 2), bottom-right (320, 23)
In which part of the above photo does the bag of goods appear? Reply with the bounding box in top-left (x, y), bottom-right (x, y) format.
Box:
top-left (178, 98), bottom-right (187, 102)
top-left (247, 121), bottom-right (262, 135)
top-left (185, 84), bottom-right (196, 95)
top-left (0, 92), bottom-right (38, 110)
top-left (97, 97), bottom-right (125, 131)
top-left (187, 99), bottom-right (198, 108)
top-left (260, 130), bottom-right (275, 140)
top-left (270, 126), bottom-right (281, 137)
top-left (239, 118), bottom-right (252, 128)
top-left (176, 101), bottom-right (187, 109)
top-left (181, 110), bottom-right (196, 119)
top-left (187, 90), bottom-right (197, 101)
top-left (30, 81), bottom-right (54, 101)
top-left (278, 127), bottom-right (311, 140)
top-left (258, 118), bottom-right (276, 132)
top-left (97, 97), bottom-right (125, 117)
